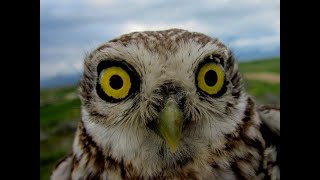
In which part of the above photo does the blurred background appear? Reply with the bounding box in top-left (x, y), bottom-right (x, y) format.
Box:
top-left (40, 0), bottom-right (280, 179)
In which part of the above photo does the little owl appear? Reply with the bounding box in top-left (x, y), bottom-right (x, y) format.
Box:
top-left (51, 29), bottom-right (280, 180)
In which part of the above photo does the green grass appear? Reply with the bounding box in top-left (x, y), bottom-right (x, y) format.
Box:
top-left (40, 133), bottom-right (75, 180)
top-left (244, 80), bottom-right (280, 104)
top-left (239, 57), bottom-right (280, 74)
top-left (40, 57), bottom-right (280, 180)
top-left (40, 86), bottom-right (80, 179)
top-left (40, 98), bottom-right (80, 126)
top-left (40, 85), bottom-right (78, 102)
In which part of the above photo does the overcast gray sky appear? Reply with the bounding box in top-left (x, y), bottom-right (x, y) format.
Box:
top-left (40, 0), bottom-right (280, 80)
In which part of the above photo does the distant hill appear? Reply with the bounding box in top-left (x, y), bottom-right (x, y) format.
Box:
top-left (231, 45), bottom-right (280, 62)
top-left (40, 74), bottom-right (80, 89)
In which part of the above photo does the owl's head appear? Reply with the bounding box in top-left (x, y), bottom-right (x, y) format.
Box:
top-left (78, 29), bottom-right (247, 167)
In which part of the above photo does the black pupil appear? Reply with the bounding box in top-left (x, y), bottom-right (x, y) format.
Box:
top-left (109, 75), bottom-right (123, 90)
top-left (204, 70), bottom-right (217, 86)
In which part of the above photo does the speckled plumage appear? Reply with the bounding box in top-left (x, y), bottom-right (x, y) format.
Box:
top-left (51, 29), bottom-right (280, 180)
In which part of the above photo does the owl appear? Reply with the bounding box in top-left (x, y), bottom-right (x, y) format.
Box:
top-left (51, 29), bottom-right (280, 180)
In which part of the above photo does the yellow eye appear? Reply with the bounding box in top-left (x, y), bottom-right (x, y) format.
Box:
top-left (197, 62), bottom-right (225, 95)
top-left (99, 66), bottom-right (131, 99)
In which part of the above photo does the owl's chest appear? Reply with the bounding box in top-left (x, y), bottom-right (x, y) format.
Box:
top-left (70, 153), bottom-right (247, 180)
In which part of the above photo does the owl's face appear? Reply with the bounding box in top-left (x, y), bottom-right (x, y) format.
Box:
top-left (78, 29), bottom-right (247, 166)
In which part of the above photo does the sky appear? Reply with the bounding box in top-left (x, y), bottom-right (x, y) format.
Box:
top-left (40, 0), bottom-right (280, 81)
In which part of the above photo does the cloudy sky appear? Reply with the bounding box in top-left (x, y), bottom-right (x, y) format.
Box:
top-left (40, 0), bottom-right (280, 81)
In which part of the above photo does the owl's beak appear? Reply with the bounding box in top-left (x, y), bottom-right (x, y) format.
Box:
top-left (156, 97), bottom-right (183, 153)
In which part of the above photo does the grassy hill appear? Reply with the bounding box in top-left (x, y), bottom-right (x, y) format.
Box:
top-left (40, 57), bottom-right (280, 180)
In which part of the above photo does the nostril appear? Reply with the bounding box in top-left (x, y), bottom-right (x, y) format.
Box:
top-left (159, 82), bottom-right (176, 95)
top-left (177, 96), bottom-right (186, 111)
top-left (146, 119), bottom-right (158, 131)
top-left (153, 102), bottom-right (163, 113)
top-left (151, 96), bottom-right (165, 113)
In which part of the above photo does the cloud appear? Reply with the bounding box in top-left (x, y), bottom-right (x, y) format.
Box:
top-left (119, 20), bottom-right (213, 35)
top-left (40, 60), bottom-right (82, 80)
top-left (40, 0), bottom-right (279, 80)
top-left (40, 47), bottom-right (84, 80)
top-left (231, 35), bottom-right (279, 49)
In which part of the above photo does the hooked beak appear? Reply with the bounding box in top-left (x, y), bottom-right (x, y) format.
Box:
top-left (154, 97), bottom-right (183, 153)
